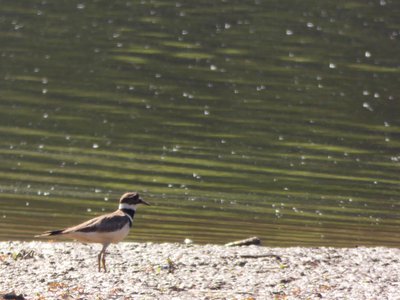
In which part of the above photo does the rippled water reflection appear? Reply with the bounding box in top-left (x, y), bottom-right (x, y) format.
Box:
top-left (0, 0), bottom-right (399, 246)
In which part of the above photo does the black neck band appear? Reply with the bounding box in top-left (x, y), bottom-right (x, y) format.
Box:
top-left (121, 209), bottom-right (135, 227)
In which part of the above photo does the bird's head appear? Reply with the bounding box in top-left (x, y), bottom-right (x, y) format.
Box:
top-left (119, 192), bottom-right (150, 211)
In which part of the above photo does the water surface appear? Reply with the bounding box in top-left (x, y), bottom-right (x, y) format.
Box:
top-left (0, 0), bottom-right (399, 246)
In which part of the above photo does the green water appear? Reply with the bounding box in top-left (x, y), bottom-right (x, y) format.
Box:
top-left (0, 0), bottom-right (399, 246)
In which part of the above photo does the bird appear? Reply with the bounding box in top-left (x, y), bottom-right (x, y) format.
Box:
top-left (35, 192), bottom-right (150, 272)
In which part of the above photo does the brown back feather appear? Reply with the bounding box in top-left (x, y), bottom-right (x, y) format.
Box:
top-left (63, 211), bottom-right (129, 233)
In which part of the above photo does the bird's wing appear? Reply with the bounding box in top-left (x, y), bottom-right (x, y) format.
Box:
top-left (63, 211), bottom-right (129, 233)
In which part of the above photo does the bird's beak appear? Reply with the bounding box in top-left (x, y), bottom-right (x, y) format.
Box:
top-left (140, 199), bottom-right (151, 206)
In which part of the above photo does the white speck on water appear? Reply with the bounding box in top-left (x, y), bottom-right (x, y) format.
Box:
top-left (95, 188), bottom-right (102, 193)
top-left (365, 51), bottom-right (371, 57)
top-left (224, 23), bottom-right (231, 29)
top-left (374, 93), bottom-right (380, 98)
top-left (306, 22), bottom-right (314, 28)
top-left (183, 92), bottom-right (193, 99)
top-left (42, 88), bottom-right (48, 94)
top-left (43, 113), bottom-right (48, 119)
top-left (286, 29), bottom-right (293, 35)
top-left (77, 3), bottom-right (85, 10)
top-left (329, 63), bottom-right (336, 69)
top-left (26, 202), bottom-right (29, 206)
top-left (41, 78), bottom-right (48, 84)
top-left (362, 102), bottom-right (374, 111)
top-left (363, 90), bottom-right (370, 96)
top-left (210, 65), bottom-right (217, 71)
top-left (193, 173), bottom-right (201, 179)
top-left (256, 85), bottom-right (265, 91)
top-left (92, 143), bottom-right (99, 149)
top-left (384, 121), bottom-right (390, 127)
top-left (104, 197), bottom-right (109, 201)
top-left (204, 110), bottom-right (210, 115)
top-left (87, 208), bottom-right (92, 212)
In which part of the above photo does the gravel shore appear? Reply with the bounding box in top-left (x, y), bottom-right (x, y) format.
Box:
top-left (1, 241), bottom-right (399, 299)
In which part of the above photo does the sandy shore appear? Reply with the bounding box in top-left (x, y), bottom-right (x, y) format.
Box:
top-left (1, 241), bottom-right (399, 299)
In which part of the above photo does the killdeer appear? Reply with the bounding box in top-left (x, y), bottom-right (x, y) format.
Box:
top-left (36, 192), bottom-right (150, 272)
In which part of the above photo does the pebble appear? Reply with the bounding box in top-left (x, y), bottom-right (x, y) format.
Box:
top-left (0, 241), bottom-right (399, 299)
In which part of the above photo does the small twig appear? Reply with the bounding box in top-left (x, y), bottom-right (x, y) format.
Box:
top-left (239, 254), bottom-right (282, 261)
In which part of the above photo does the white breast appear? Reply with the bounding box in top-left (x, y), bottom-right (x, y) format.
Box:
top-left (66, 223), bottom-right (131, 244)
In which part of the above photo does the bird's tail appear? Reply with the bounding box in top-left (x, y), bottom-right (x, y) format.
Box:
top-left (35, 229), bottom-right (65, 238)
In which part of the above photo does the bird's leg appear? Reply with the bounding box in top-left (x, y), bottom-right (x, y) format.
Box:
top-left (98, 243), bottom-right (110, 272)
top-left (102, 252), bottom-right (107, 272)
top-left (97, 252), bottom-right (102, 272)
